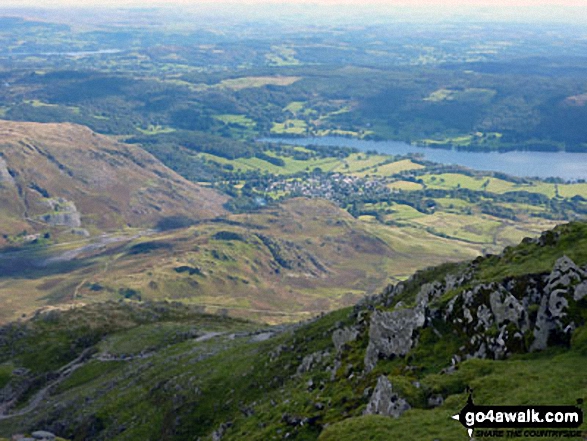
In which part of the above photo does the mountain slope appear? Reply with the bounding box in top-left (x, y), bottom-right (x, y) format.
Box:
top-left (0, 222), bottom-right (585, 440)
top-left (0, 120), bottom-right (227, 245)
top-left (0, 197), bottom-right (483, 325)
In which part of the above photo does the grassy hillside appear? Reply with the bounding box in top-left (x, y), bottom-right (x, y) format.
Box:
top-left (0, 120), bottom-right (227, 247)
top-left (0, 198), bottom-right (483, 325)
top-left (0, 221), bottom-right (585, 440)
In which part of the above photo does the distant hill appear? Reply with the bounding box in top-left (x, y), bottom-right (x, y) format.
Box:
top-left (0, 120), bottom-right (227, 245)
top-left (0, 197), bottom-right (482, 325)
top-left (0, 221), bottom-right (585, 439)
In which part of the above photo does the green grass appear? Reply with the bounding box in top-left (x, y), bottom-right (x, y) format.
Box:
top-left (270, 118), bottom-right (308, 134)
top-left (214, 114), bottom-right (256, 127)
top-left (284, 101), bottom-right (305, 113)
top-left (477, 222), bottom-right (587, 282)
top-left (136, 124), bottom-right (176, 135)
top-left (265, 45), bottom-right (301, 66)
top-left (423, 88), bottom-right (454, 102)
top-left (1, 220), bottom-right (587, 439)
top-left (411, 212), bottom-right (502, 244)
top-left (0, 363), bottom-right (13, 389)
top-left (25, 99), bottom-right (80, 114)
top-left (385, 204), bottom-right (427, 221)
top-left (321, 348), bottom-right (586, 441)
top-left (421, 173), bottom-right (517, 194)
top-left (422, 134), bottom-right (474, 146)
top-left (217, 75), bottom-right (301, 90)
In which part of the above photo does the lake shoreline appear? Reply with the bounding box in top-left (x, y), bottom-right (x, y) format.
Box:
top-left (261, 136), bottom-right (587, 181)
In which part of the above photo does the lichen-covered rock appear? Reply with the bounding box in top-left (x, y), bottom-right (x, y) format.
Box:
top-left (415, 282), bottom-right (444, 308)
top-left (545, 256), bottom-right (585, 292)
top-left (530, 256), bottom-right (585, 351)
top-left (489, 288), bottom-right (527, 330)
top-left (575, 281), bottom-right (587, 301)
top-left (364, 307), bottom-right (425, 372)
top-left (31, 431), bottom-right (56, 440)
top-left (428, 394), bottom-right (444, 408)
top-left (364, 375), bottom-right (410, 418)
top-left (332, 327), bottom-right (359, 353)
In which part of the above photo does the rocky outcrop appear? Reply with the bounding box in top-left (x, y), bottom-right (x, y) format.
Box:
top-left (442, 256), bottom-right (587, 359)
top-left (363, 281), bottom-right (447, 372)
top-left (39, 198), bottom-right (81, 228)
top-left (531, 256), bottom-right (585, 351)
top-left (332, 326), bottom-right (359, 353)
top-left (364, 307), bottom-right (426, 372)
top-left (0, 157), bottom-right (15, 186)
top-left (363, 375), bottom-right (410, 418)
top-left (31, 431), bottom-right (56, 440)
top-left (361, 255), bottom-right (587, 372)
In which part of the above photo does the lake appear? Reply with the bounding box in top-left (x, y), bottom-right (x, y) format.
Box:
top-left (265, 137), bottom-right (587, 181)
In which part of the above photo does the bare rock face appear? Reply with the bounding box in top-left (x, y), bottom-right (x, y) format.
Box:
top-left (0, 157), bottom-right (15, 186)
top-left (436, 256), bottom-right (586, 359)
top-left (360, 254), bottom-right (587, 370)
top-left (364, 307), bottom-right (425, 372)
top-left (38, 198), bottom-right (81, 228)
top-left (364, 375), bottom-right (410, 418)
top-left (489, 287), bottom-right (528, 331)
top-left (531, 256), bottom-right (585, 351)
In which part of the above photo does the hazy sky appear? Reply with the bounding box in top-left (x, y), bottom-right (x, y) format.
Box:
top-left (2, 0), bottom-right (587, 25)
top-left (3, 0), bottom-right (587, 6)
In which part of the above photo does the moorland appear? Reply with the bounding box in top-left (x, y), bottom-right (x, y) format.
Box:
top-left (0, 6), bottom-right (586, 439)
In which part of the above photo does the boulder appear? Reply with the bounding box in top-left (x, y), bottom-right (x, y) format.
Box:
top-left (364, 375), bottom-right (410, 418)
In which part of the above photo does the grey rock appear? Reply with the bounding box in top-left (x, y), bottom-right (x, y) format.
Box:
top-left (546, 256), bottom-right (584, 293)
top-left (364, 375), bottom-right (410, 418)
top-left (330, 359), bottom-right (342, 381)
top-left (212, 422), bottom-right (232, 441)
top-left (416, 282), bottom-right (443, 308)
top-left (31, 431), bottom-right (56, 440)
top-left (297, 351), bottom-right (329, 375)
top-left (364, 307), bottom-right (425, 372)
top-left (489, 288), bottom-right (527, 330)
top-left (531, 291), bottom-right (558, 351)
top-left (531, 256), bottom-right (585, 351)
top-left (548, 289), bottom-right (569, 318)
top-left (249, 332), bottom-right (275, 342)
top-left (332, 326), bottom-right (359, 353)
top-left (428, 394), bottom-right (444, 408)
top-left (39, 197), bottom-right (81, 227)
top-left (70, 228), bottom-right (90, 237)
top-left (0, 157), bottom-right (15, 186)
top-left (476, 304), bottom-right (493, 329)
top-left (463, 307), bottom-right (473, 324)
top-left (471, 342), bottom-right (487, 359)
top-left (575, 281), bottom-right (587, 301)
